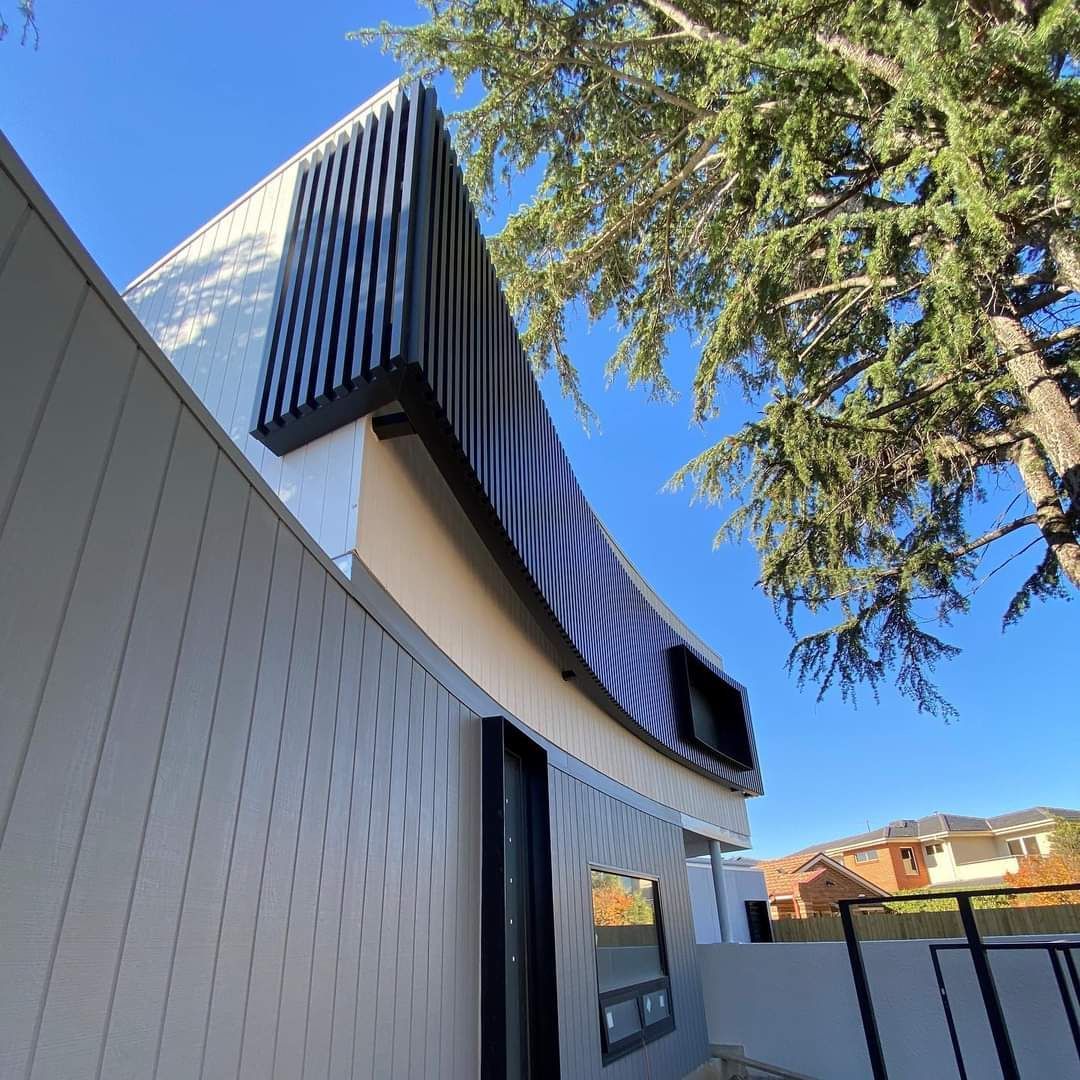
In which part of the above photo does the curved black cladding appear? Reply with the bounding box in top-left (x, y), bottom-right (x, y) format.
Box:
top-left (251, 83), bottom-right (763, 794)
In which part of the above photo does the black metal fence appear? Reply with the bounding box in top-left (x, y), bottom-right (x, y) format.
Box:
top-left (839, 882), bottom-right (1080, 1080)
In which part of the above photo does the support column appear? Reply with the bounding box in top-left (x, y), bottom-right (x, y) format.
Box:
top-left (709, 840), bottom-right (733, 944)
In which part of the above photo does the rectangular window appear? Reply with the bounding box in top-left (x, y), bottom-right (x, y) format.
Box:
top-left (1007, 835), bottom-right (1041, 857)
top-left (900, 847), bottom-right (919, 875)
top-left (924, 842), bottom-right (944, 868)
top-left (590, 868), bottom-right (675, 1062)
top-left (854, 850), bottom-right (879, 864)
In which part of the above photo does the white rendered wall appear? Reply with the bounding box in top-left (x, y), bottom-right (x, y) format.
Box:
top-left (700, 938), bottom-right (1080, 1080)
top-left (687, 860), bottom-right (767, 944)
top-left (123, 87), bottom-right (398, 563)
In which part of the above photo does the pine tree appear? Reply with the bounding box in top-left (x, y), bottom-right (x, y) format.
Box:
top-left (355, 0), bottom-right (1080, 714)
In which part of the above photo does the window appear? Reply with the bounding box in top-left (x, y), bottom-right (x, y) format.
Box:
top-left (854, 850), bottom-right (879, 864)
top-left (1007, 835), bottom-right (1041, 857)
top-left (899, 847), bottom-right (919, 875)
top-left (669, 645), bottom-right (754, 769)
top-left (590, 869), bottom-right (675, 1061)
top-left (924, 842), bottom-right (944, 868)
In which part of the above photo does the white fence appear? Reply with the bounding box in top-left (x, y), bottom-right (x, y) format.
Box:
top-left (699, 939), bottom-right (1080, 1080)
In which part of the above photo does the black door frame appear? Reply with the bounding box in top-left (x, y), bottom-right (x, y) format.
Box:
top-left (480, 716), bottom-right (561, 1079)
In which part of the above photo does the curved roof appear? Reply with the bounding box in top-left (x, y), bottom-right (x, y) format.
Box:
top-left (247, 83), bottom-right (762, 793)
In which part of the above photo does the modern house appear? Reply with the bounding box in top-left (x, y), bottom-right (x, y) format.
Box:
top-left (783, 806), bottom-right (1080, 893)
top-left (754, 853), bottom-right (889, 920)
top-left (0, 80), bottom-right (763, 1080)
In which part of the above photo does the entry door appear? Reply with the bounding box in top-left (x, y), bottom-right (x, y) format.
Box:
top-left (481, 717), bottom-right (560, 1079)
top-left (504, 748), bottom-right (530, 1075)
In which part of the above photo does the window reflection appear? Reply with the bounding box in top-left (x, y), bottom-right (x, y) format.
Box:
top-left (590, 871), bottom-right (662, 992)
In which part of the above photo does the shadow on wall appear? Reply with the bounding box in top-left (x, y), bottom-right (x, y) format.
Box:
top-left (123, 229), bottom-right (281, 456)
top-left (122, 218), bottom-right (374, 568)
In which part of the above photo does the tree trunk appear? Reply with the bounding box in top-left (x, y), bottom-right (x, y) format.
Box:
top-left (991, 313), bottom-right (1080, 509)
top-left (1013, 439), bottom-right (1080, 589)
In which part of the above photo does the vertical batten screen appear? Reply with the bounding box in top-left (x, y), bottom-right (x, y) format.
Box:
top-left (251, 83), bottom-right (762, 795)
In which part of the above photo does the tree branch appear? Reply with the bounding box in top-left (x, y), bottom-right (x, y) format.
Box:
top-left (951, 515), bottom-right (1038, 558)
top-left (635, 0), bottom-right (737, 45)
top-left (815, 32), bottom-right (905, 88)
top-left (775, 274), bottom-right (898, 308)
top-left (573, 52), bottom-right (710, 115)
top-left (865, 370), bottom-right (966, 419)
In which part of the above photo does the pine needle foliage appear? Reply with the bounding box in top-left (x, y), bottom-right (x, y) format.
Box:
top-left (354, 0), bottom-right (1080, 715)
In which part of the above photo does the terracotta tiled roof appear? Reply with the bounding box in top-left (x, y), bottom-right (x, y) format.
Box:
top-left (755, 852), bottom-right (887, 899)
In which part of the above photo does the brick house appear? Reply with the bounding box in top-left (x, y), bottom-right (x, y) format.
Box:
top-left (756, 853), bottom-right (889, 919)
top-left (788, 806), bottom-right (1080, 892)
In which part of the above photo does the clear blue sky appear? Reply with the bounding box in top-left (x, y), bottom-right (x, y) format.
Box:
top-left (3, 2), bottom-right (1075, 858)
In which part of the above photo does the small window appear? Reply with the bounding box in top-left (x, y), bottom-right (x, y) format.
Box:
top-left (590, 869), bottom-right (675, 1062)
top-left (1007, 835), bottom-right (1041, 857)
top-left (899, 847), bottom-right (919, 875)
top-left (854, 850), bottom-right (879, 864)
top-left (924, 842), bottom-right (943, 868)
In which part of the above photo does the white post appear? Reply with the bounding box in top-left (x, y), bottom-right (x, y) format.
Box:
top-left (709, 839), bottom-right (733, 944)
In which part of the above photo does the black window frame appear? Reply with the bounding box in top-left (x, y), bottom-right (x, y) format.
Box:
top-left (668, 645), bottom-right (755, 770)
top-left (588, 864), bottom-right (677, 1065)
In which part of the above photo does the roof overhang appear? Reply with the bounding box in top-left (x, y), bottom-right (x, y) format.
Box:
top-left (244, 82), bottom-right (764, 793)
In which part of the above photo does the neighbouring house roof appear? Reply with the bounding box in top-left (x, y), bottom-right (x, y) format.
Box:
top-left (791, 806), bottom-right (1080, 856)
top-left (756, 852), bottom-right (889, 900)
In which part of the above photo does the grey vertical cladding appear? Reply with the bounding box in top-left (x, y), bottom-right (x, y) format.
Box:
top-left (1, 128), bottom-right (715, 1080)
top-left (250, 83), bottom-right (762, 795)
top-left (549, 769), bottom-right (711, 1080)
top-left (0, 146), bottom-right (489, 1080)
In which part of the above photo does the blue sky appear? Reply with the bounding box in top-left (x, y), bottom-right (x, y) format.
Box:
top-left (3, 1), bottom-right (1075, 858)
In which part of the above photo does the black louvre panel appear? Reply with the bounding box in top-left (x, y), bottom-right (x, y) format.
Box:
top-left (251, 83), bottom-right (763, 794)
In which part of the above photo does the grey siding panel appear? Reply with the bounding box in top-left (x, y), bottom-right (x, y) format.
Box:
top-left (1, 139), bottom-right (716, 1080)
top-left (0, 163), bottom-right (28, 256)
top-left (549, 769), bottom-right (711, 1080)
top-left (0, 214), bottom-right (85, 530)
top-left (0, 289), bottom-right (131, 846)
top-left (99, 452), bottom-right (249, 1080)
top-left (200, 525), bottom-right (304, 1080)
top-left (238, 555), bottom-right (327, 1080)
top-left (7, 359), bottom-right (174, 1080)
top-left (302, 601), bottom-right (366, 1080)
top-left (271, 584), bottom-right (347, 1080)
top-left (34, 408), bottom-right (215, 1080)
top-left (326, 619), bottom-right (381, 1079)
top-left (155, 493), bottom-right (279, 1078)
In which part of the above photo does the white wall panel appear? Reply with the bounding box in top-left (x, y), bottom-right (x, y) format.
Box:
top-left (121, 95), bottom-right (400, 563)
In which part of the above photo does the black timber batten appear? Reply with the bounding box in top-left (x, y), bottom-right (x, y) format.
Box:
top-left (251, 84), bottom-right (763, 794)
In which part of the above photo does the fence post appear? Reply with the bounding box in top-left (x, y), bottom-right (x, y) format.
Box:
top-left (839, 901), bottom-right (889, 1080)
top-left (955, 894), bottom-right (1020, 1080)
